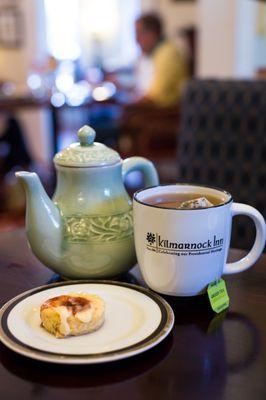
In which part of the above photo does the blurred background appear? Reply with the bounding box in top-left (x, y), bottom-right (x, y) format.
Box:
top-left (0, 0), bottom-right (265, 248)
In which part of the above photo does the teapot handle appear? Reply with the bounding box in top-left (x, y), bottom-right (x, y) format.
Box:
top-left (122, 157), bottom-right (159, 188)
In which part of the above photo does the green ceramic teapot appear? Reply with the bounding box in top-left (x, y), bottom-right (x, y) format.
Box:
top-left (16, 125), bottom-right (159, 279)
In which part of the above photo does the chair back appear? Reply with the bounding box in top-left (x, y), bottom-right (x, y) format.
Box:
top-left (178, 79), bottom-right (266, 250)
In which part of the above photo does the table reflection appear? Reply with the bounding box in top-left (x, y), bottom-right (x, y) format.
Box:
top-left (0, 333), bottom-right (173, 389)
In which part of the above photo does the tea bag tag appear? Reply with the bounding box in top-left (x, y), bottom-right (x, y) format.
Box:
top-left (207, 278), bottom-right (229, 313)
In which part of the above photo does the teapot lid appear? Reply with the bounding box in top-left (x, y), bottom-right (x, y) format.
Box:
top-left (54, 125), bottom-right (121, 167)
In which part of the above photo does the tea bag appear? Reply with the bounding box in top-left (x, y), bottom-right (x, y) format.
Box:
top-left (179, 197), bottom-right (214, 209)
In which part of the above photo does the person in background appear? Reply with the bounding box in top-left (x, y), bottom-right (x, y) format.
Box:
top-left (0, 114), bottom-right (32, 212)
top-left (133, 12), bottom-right (188, 108)
top-left (118, 13), bottom-right (188, 158)
top-left (0, 114), bottom-right (32, 176)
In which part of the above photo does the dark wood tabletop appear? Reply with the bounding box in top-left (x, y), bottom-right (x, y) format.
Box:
top-left (0, 229), bottom-right (265, 400)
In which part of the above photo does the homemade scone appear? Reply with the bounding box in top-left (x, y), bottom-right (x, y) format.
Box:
top-left (40, 293), bottom-right (105, 338)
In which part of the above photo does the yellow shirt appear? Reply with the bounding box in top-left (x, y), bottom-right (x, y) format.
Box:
top-left (146, 41), bottom-right (188, 107)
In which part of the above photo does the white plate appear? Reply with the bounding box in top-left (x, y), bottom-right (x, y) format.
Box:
top-left (0, 280), bottom-right (174, 364)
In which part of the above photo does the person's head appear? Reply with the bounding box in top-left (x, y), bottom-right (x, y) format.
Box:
top-left (135, 13), bottom-right (164, 54)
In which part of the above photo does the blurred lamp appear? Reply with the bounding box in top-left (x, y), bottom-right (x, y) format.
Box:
top-left (1, 82), bottom-right (16, 96)
top-left (66, 81), bottom-right (91, 106)
top-left (51, 92), bottom-right (65, 107)
top-left (92, 82), bottom-right (116, 101)
top-left (55, 74), bottom-right (74, 93)
top-left (27, 74), bottom-right (42, 91)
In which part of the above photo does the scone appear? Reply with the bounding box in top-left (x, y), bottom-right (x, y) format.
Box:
top-left (40, 293), bottom-right (105, 338)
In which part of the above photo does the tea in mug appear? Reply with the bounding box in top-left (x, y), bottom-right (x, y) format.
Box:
top-left (144, 192), bottom-right (223, 209)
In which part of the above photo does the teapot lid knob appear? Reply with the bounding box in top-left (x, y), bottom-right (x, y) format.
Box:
top-left (78, 125), bottom-right (96, 146)
top-left (54, 124), bottom-right (121, 166)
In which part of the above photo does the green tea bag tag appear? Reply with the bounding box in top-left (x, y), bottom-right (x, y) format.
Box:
top-left (207, 278), bottom-right (229, 313)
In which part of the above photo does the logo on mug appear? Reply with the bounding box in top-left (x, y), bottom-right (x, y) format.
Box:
top-left (146, 232), bottom-right (156, 245)
top-left (146, 232), bottom-right (224, 256)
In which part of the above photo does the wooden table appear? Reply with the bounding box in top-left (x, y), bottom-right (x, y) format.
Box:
top-left (0, 229), bottom-right (265, 400)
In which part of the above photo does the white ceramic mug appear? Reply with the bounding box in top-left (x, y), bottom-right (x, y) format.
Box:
top-left (133, 184), bottom-right (266, 296)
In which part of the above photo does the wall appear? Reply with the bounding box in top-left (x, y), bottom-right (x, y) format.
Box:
top-left (254, 2), bottom-right (266, 71)
top-left (0, 0), bottom-right (52, 164)
top-left (197, 0), bottom-right (257, 78)
top-left (235, 0), bottom-right (256, 78)
top-left (0, 0), bottom-right (27, 83)
top-left (197, 0), bottom-right (237, 78)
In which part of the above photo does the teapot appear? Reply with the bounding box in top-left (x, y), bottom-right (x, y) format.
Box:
top-left (16, 125), bottom-right (159, 279)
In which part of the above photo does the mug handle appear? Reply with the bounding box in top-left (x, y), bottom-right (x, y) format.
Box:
top-left (122, 156), bottom-right (159, 188)
top-left (223, 203), bottom-right (266, 274)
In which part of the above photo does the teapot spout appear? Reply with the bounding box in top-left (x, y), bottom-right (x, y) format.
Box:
top-left (16, 171), bottom-right (61, 270)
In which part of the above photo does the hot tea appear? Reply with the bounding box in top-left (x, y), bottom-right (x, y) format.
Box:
top-left (144, 192), bottom-right (223, 209)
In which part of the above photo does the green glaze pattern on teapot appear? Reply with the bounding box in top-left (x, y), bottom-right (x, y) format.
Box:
top-left (16, 125), bottom-right (159, 279)
top-left (63, 211), bottom-right (133, 243)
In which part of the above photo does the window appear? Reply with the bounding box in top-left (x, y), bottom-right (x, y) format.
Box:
top-left (44, 0), bottom-right (140, 68)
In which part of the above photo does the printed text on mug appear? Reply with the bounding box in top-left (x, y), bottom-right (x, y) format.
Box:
top-left (146, 233), bottom-right (224, 256)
